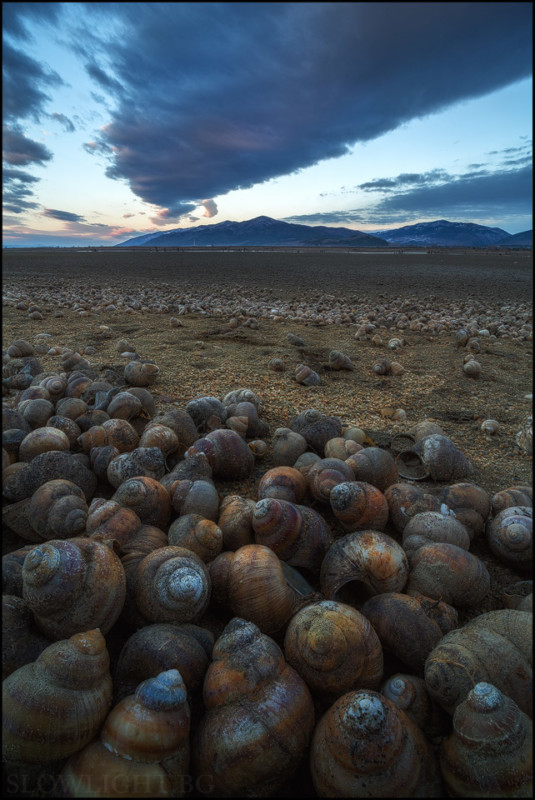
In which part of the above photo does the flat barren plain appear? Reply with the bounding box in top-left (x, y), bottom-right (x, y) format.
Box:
top-left (2, 246), bottom-right (533, 796)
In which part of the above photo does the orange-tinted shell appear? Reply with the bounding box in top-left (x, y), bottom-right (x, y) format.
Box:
top-left (257, 466), bottom-right (307, 504)
top-left (345, 446), bottom-right (399, 492)
top-left (384, 482), bottom-right (441, 533)
top-left (112, 475), bottom-right (171, 530)
top-left (329, 480), bottom-right (389, 531)
top-left (406, 542), bottom-right (490, 608)
top-left (310, 689), bottom-right (443, 797)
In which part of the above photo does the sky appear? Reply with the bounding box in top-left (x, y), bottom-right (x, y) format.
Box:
top-left (2, 1), bottom-right (532, 247)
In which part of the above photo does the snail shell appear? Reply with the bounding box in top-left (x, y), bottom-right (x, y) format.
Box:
top-left (138, 423), bottom-right (179, 458)
top-left (2, 544), bottom-right (34, 596)
top-left (124, 359), bottom-right (159, 387)
top-left (361, 591), bottom-right (458, 673)
top-left (39, 374), bottom-right (67, 401)
top-left (257, 465), bottom-right (308, 503)
top-left (61, 669), bottom-right (190, 797)
top-left (373, 357), bottom-right (391, 375)
top-left (55, 396), bottom-right (88, 421)
top-left (289, 408), bottom-right (342, 455)
top-left (102, 417), bottom-right (140, 452)
top-left (320, 530), bottom-right (409, 606)
top-left (271, 427), bottom-right (308, 466)
top-left (406, 542), bottom-right (491, 608)
top-left (7, 339), bottom-right (34, 358)
top-left (440, 682), bottom-right (533, 797)
top-left (2, 594), bottom-right (50, 679)
top-left (147, 407), bottom-right (199, 458)
top-left (491, 485), bottom-right (532, 516)
top-left (329, 480), bottom-right (389, 532)
top-left (252, 498), bottom-right (332, 574)
top-left (481, 418), bottom-right (500, 434)
top-left (463, 358), bottom-right (482, 378)
top-left (2, 450), bottom-right (97, 503)
top-left (295, 363), bottom-right (321, 386)
top-left (185, 428), bottom-right (255, 480)
top-left (2, 629), bottom-right (112, 764)
top-left (47, 414), bottom-right (82, 448)
top-left (170, 478), bottom-right (219, 521)
top-left (89, 444), bottom-right (121, 481)
top-left (486, 506), bottom-right (533, 573)
top-left (438, 481), bottom-right (490, 540)
top-left (222, 387), bottom-right (262, 412)
top-left (424, 609), bottom-right (532, 717)
top-left (106, 446), bottom-right (166, 488)
top-left (193, 617), bottom-right (315, 797)
top-left (105, 390), bottom-right (143, 421)
top-left (310, 689), bottom-right (443, 797)
top-left (380, 673), bottom-right (445, 739)
top-left (168, 514), bottom-right (223, 562)
top-left (224, 400), bottom-right (269, 438)
top-left (384, 482), bottom-right (442, 534)
top-left (307, 457), bottom-right (355, 503)
top-left (209, 544), bottom-right (315, 634)
top-left (397, 434), bottom-right (474, 482)
top-left (328, 349), bottom-right (355, 370)
top-left (18, 398), bottom-right (54, 429)
top-left (18, 426), bottom-right (71, 462)
top-left (112, 475), bottom-right (171, 530)
top-left (27, 478), bottom-right (88, 540)
top-left (284, 599), bottom-right (383, 696)
top-left (402, 510), bottom-right (471, 558)
top-left (324, 436), bottom-right (363, 460)
top-left (186, 395), bottom-right (227, 432)
top-left (133, 545), bottom-right (211, 625)
top-left (86, 498), bottom-right (142, 549)
top-left (217, 494), bottom-right (255, 550)
top-left (22, 537), bottom-right (126, 639)
top-left (113, 622), bottom-right (213, 704)
top-left (345, 446), bottom-right (399, 492)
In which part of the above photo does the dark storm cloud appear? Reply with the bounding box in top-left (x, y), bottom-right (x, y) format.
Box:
top-left (71, 2), bottom-right (531, 214)
top-left (43, 208), bottom-right (87, 222)
top-left (2, 125), bottom-right (53, 165)
top-left (2, 2), bottom-right (61, 41)
top-left (2, 40), bottom-right (64, 122)
top-left (50, 112), bottom-right (75, 132)
top-left (371, 165), bottom-right (532, 220)
top-left (359, 170), bottom-right (451, 193)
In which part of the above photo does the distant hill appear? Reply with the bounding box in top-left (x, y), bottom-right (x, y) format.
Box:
top-left (116, 216), bottom-right (388, 248)
top-left (375, 219), bottom-right (511, 247)
top-left (494, 230), bottom-right (532, 248)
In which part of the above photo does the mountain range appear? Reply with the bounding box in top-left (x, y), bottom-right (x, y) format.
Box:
top-left (117, 216), bottom-right (532, 249)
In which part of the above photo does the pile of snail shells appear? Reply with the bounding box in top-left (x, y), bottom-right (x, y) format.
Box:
top-left (2, 352), bottom-right (534, 796)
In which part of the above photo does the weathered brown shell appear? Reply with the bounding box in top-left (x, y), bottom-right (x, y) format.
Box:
top-left (185, 428), bottom-right (255, 480)
top-left (307, 457), bottom-right (355, 503)
top-left (329, 480), bottom-right (389, 532)
top-left (384, 482), bottom-right (442, 534)
top-left (271, 427), bottom-right (308, 466)
top-left (402, 510), bottom-right (471, 558)
top-left (485, 506), bottom-right (533, 574)
top-left (397, 434), bottom-right (474, 482)
top-left (257, 465), bottom-right (308, 504)
top-left (168, 514), bottom-right (223, 562)
top-left (193, 617), bottom-right (315, 797)
top-left (490, 485), bottom-right (532, 516)
top-left (217, 495), bottom-right (256, 550)
top-left (295, 363), bottom-right (321, 386)
top-left (170, 478), bottom-right (219, 521)
top-left (406, 542), bottom-right (491, 608)
top-left (284, 599), bottom-right (384, 697)
top-left (124, 360), bottom-right (159, 387)
top-left (361, 591), bottom-right (458, 673)
top-left (424, 609), bottom-right (533, 717)
top-left (440, 682), bottom-right (533, 797)
top-left (2, 594), bottom-right (50, 679)
top-left (438, 481), bottom-right (490, 540)
top-left (18, 426), bottom-right (71, 462)
top-left (106, 446), bottom-right (167, 488)
top-left (112, 475), bottom-right (171, 530)
top-left (310, 689), bottom-right (443, 797)
top-left (345, 446), bottom-right (399, 492)
top-left (320, 530), bottom-right (409, 606)
top-left (2, 629), bottom-right (113, 764)
top-left (289, 408), bottom-right (342, 455)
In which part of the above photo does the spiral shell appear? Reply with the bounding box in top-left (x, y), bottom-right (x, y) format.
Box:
top-left (307, 457), bottom-right (355, 503)
top-left (186, 395), bottom-right (227, 432)
top-left (463, 358), bottom-right (482, 378)
top-left (373, 357), bottom-right (391, 375)
top-left (284, 600), bottom-right (383, 696)
top-left (438, 481), bottom-right (490, 540)
top-left (320, 530), bottom-right (409, 606)
top-left (133, 545), bottom-right (211, 625)
top-left (222, 387), bottom-right (262, 412)
top-left (86, 498), bottom-right (142, 549)
top-left (310, 689), bottom-right (442, 797)
top-left (345, 446), bottom-right (399, 492)
top-left (486, 506), bottom-right (533, 573)
top-left (124, 360), bottom-right (159, 387)
top-left (406, 542), bottom-right (490, 608)
top-left (289, 409), bottom-right (342, 455)
top-left (252, 498), bottom-right (332, 574)
top-left (380, 673), bottom-right (445, 739)
top-left (106, 446), bottom-right (167, 488)
top-left (168, 514), bottom-right (223, 562)
top-left (112, 475), bottom-right (171, 530)
top-left (491, 485), bottom-right (532, 516)
top-left (257, 465), bottom-right (308, 503)
top-left (2, 449), bottom-right (98, 503)
top-left (361, 591), bottom-right (458, 673)
top-left (398, 434), bottom-right (474, 482)
top-left (18, 426), bottom-right (71, 462)
top-left (384, 482), bottom-right (442, 534)
top-left (2, 629), bottom-right (112, 764)
top-left (170, 478), bottom-right (219, 521)
top-left (440, 682), bottom-right (533, 797)
top-left (402, 510), bottom-right (471, 558)
top-left (185, 428), bottom-right (255, 480)
top-left (295, 363), bottom-right (321, 386)
top-left (330, 480), bottom-right (389, 532)
top-left (61, 669), bottom-right (190, 797)
top-left (22, 537), bottom-right (126, 639)
top-left (224, 400), bottom-right (269, 439)
top-left (271, 427), bottom-right (308, 466)
top-left (217, 495), bottom-right (256, 550)
top-left (194, 617), bottom-right (315, 797)
top-left (26, 478), bottom-right (88, 540)
top-left (328, 350), bottom-right (355, 370)
top-left (424, 609), bottom-right (532, 717)
top-left (209, 544), bottom-right (314, 634)
top-left (7, 339), bottom-right (34, 358)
